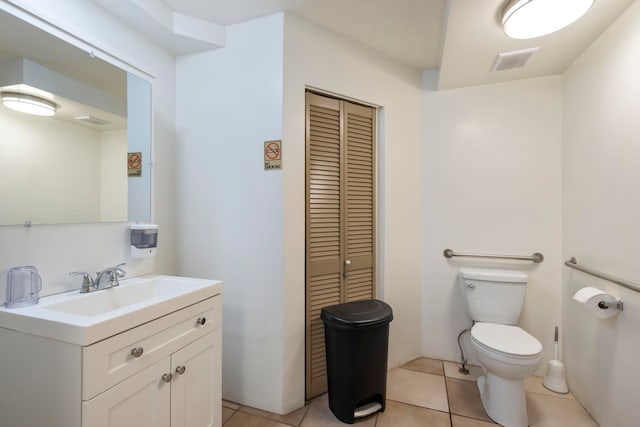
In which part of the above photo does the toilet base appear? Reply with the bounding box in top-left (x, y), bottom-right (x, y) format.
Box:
top-left (477, 374), bottom-right (528, 427)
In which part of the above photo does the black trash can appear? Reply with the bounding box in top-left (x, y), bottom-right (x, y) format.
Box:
top-left (321, 299), bottom-right (393, 424)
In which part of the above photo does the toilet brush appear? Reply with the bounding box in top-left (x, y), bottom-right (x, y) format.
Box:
top-left (543, 326), bottom-right (569, 393)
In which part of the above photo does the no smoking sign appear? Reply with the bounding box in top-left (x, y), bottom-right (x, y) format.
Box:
top-left (264, 140), bottom-right (282, 170)
top-left (128, 152), bottom-right (142, 177)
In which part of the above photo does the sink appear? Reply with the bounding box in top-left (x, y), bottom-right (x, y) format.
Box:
top-left (0, 274), bottom-right (222, 345)
top-left (47, 279), bottom-right (180, 317)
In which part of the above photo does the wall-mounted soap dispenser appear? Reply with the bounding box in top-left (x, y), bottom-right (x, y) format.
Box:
top-left (130, 224), bottom-right (158, 258)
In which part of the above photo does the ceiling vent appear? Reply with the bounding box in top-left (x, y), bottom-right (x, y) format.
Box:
top-left (75, 115), bottom-right (111, 125)
top-left (491, 47), bottom-right (540, 71)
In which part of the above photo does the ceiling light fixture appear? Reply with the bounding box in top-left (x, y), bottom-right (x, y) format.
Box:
top-left (1, 92), bottom-right (57, 116)
top-left (502, 0), bottom-right (595, 39)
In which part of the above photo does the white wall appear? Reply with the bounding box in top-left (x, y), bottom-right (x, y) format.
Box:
top-left (99, 129), bottom-right (127, 221)
top-left (0, 107), bottom-right (102, 225)
top-left (422, 73), bottom-right (563, 372)
top-left (176, 12), bottom-right (424, 414)
top-left (563, 2), bottom-right (640, 425)
top-left (0, 0), bottom-right (176, 304)
top-left (175, 14), bottom-right (284, 413)
top-left (282, 13), bottom-right (424, 412)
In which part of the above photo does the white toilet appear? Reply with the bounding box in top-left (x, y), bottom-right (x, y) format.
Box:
top-left (458, 268), bottom-right (543, 427)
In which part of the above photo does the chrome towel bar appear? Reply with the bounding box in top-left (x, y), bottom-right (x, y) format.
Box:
top-left (443, 249), bottom-right (544, 263)
top-left (564, 257), bottom-right (640, 293)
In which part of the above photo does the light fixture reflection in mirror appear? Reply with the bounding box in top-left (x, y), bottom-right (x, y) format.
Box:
top-left (1, 92), bottom-right (57, 116)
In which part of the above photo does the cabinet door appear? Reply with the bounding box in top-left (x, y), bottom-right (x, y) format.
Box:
top-left (171, 330), bottom-right (222, 427)
top-left (83, 358), bottom-right (171, 427)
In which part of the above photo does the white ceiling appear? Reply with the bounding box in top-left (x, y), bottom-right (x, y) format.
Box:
top-left (286, 0), bottom-right (445, 70)
top-left (161, 0), bottom-right (446, 70)
top-left (100, 0), bottom-right (636, 90)
top-left (439, 0), bottom-right (636, 89)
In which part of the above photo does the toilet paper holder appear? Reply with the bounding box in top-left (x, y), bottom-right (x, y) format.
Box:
top-left (597, 300), bottom-right (624, 311)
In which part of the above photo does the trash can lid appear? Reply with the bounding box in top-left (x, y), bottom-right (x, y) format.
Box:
top-left (321, 299), bottom-right (393, 329)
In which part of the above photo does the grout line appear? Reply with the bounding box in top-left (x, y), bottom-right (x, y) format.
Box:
top-left (236, 403), bottom-right (311, 427)
top-left (296, 404), bottom-right (311, 426)
top-left (444, 376), bottom-right (497, 425)
top-left (222, 407), bottom-right (237, 426)
top-left (400, 366), bottom-right (444, 376)
top-left (443, 374), bottom-right (453, 427)
top-left (453, 414), bottom-right (499, 425)
top-left (396, 366), bottom-right (446, 378)
top-left (385, 398), bottom-right (450, 416)
top-left (222, 399), bottom-right (241, 410)
top-left (526, 388), bottom-right (574, 399)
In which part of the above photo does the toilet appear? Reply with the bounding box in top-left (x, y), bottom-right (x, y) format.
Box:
top-left (458, 268), bottom-right (543, 427)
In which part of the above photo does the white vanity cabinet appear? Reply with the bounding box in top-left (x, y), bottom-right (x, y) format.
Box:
top-left (83, 330), bottom-right (221, 427)
top-left (0, 284), bottom-right (222, 427)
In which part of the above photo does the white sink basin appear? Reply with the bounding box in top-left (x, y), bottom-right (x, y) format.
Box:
top-left (0, 274), bottom-right (222, 345)
top-left (47, 279), bottom-right (186, 317)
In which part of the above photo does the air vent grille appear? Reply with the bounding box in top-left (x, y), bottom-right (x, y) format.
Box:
top-left (491, 47), bottom-right (540, 71)
top-left (74, 115), bottom-right (111, 125)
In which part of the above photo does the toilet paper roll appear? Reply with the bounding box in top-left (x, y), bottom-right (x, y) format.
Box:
top-left (572, 287), bottom-right (620, 318)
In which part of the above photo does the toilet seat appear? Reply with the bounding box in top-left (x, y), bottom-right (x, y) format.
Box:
top-left (471, 323), bottom-right (542, 359)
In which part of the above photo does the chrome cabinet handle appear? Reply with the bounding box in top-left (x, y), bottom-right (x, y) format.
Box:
top-left (131, 347), bottom-right (144, 358)
top-left (161, 373), bottom-right (173, 383)
top-left (195, 317), bottom-right (207, 326)
top-left (464, 283), bottom-right (476, 289)
top-left (175, 365), bottom-right (186, 375)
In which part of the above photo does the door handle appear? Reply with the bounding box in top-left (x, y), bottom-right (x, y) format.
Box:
top-left (343, 259), bottom-right (351, 279)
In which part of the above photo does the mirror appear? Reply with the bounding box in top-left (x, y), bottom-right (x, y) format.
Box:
top-left (0, 8), bottom-right (151, 225)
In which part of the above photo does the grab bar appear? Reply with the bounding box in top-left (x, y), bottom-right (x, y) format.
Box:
top-left (564, 257), bottom-right (640, 293)
top-left (443, 248), bottom-right (544, 263)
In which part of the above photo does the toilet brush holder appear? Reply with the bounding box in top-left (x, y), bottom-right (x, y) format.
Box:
top-left (543, 326), bottom-right (568, 394)
top-left (543, 359), bottom-right (568, 393)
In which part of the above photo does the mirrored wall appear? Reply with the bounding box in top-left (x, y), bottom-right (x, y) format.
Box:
top-left (0, 8), bottom-right (151, 225)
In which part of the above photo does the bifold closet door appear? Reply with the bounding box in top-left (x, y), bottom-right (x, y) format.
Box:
top-left (305, 93), bottom-right (343, 399)
top-left (343, 101), bottom-right (376, 303)
top-left (305, 92), bottom-right (376, 399)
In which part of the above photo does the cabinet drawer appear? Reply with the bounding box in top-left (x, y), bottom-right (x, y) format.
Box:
top-left (83, 295), bottom-right (221, 400)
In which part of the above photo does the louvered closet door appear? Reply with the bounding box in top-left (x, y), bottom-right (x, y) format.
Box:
top-left (306, 93), bottom-right (343, 398)
top-left (305, 92), bottom-right (376, 399)
top-left (343, 102), bottom-right (376, 302)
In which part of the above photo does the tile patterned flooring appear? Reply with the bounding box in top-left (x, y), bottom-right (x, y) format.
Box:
top-left (222, 358), bottom-right (598, 426)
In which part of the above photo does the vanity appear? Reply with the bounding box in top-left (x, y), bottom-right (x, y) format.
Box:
top-left (0, 275), bottom-right (223, 427)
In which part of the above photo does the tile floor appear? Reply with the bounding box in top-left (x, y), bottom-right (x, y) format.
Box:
top-left (221, 358), bottom-right (598, 426)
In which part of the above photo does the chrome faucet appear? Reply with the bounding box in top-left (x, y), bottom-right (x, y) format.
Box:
top-left (69, 263), bottom-right (127, 293)
top-left (95, 263), bottom-right (127, 290)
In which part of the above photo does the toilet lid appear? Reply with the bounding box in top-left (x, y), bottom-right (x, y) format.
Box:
top-left (471, 323), bottom-right (542, 357)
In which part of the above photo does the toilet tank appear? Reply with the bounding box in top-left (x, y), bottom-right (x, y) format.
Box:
top-left (458, 268), bottom-right (528, 325)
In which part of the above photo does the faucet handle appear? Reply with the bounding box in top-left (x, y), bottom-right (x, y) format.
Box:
top-left (114, 263), bottom-right (127, 278)
top-left (69, 271), bottom-right (95, 293)
top-left (108, 263), bottom-right (127, 287)
top-left (69, 271), bottom-right (92, 279)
